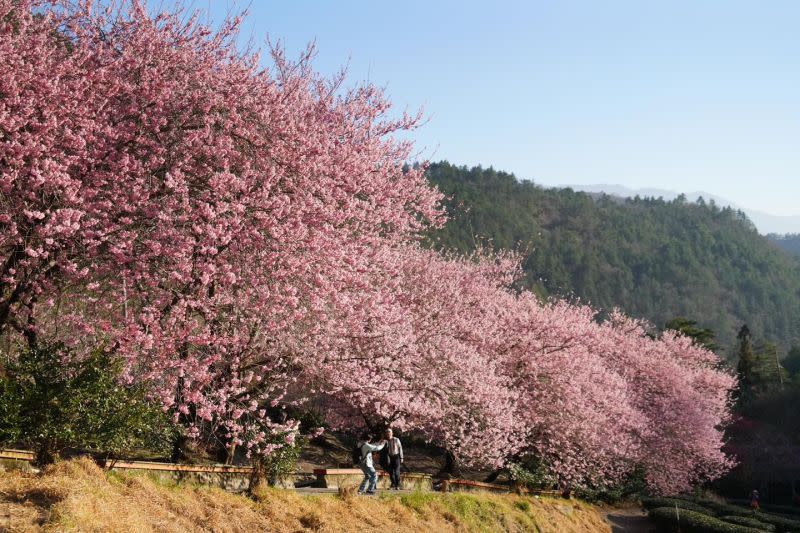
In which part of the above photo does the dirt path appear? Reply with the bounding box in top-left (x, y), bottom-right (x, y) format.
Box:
top-left (602, 506), bottom-right (654, 533)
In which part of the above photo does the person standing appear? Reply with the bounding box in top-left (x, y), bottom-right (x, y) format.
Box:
top-left (384, 428), bottom-right (404, 490)
top-left (357, 433), bottom-right (386, 495)
top-left (750, 489), bottom-right (760, 512)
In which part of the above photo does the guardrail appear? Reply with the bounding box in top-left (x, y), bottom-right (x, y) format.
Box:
top-left (0, 449), bottom-right (255, 473)
top-left (0, 449), bottom-right (34, 461)
top-left (105, 459), bottom-right (253, 474)
top-left (1, 449), bottom-right (563, 498)
top-left (440, 478), bottom-right (511, 493)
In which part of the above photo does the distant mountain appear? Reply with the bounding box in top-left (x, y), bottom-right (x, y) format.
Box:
top-left (563, 184), bottom-right (800, 235)
top-left (427, 162), bottom-right (800, 354)
top-left (747, 212), bottom-right (800, 236)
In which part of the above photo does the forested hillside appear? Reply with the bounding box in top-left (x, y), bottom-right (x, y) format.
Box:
top-left (427, 161), bottom-right (800, 353)
top-left (769, 233), bottom-right (800, 257)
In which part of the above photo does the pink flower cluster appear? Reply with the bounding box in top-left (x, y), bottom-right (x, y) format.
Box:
top-left (0, 1), bottom-right (734, 494)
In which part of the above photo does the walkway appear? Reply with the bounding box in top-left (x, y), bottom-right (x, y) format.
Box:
top-left (602, 506), bottom-right (654, 533)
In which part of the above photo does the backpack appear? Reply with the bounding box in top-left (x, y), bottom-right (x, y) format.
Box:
top-left (378, 445), bottom-right (390, 470)
top-left (351, 443), bottom-right (362, 466)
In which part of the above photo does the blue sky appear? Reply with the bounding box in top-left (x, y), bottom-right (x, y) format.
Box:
top-left (195, 1), bottom-right (800, 216)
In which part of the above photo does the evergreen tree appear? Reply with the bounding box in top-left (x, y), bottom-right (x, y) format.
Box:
top-left (752, 341), bottom-right (787, 389)
top-left (665, 317), bottom-right (718, 352)
top-left (783, 345), bottom-right (800, 377)
top-left (735, 325), bottom-right (756, 408)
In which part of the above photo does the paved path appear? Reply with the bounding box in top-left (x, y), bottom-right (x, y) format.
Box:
top-left (294, 487), bottom-right (417, 496)
top-left (603, 507), bottom-right (654, 533)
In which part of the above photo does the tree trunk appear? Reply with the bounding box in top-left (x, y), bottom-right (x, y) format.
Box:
top-left (439, 450), bottom-right (462, 479)
top-left (170, 432), bottom-right (188, 463)
top-left (34, 438), bottom-right (57, 468)
top-left (484, 468), bottom-right (503, 483)
top-left (225, 443), bottom-right (237, 465)
top-left (248, 460), bottom-right (267, 497)
top-left (170, 360), bottom-right (190, 463)
top-left (211, 434), bottom-right (236, 465)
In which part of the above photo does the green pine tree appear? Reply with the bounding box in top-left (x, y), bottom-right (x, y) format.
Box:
top-left (665, 316), bottom-right (718, 353)
top-left (735, 325), bottom-right (756, 409)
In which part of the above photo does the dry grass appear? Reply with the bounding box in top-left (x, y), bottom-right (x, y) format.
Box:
top-left (0, 458), bottom-right (611, 532)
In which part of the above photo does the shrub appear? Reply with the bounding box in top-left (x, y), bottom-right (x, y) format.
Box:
top-left (674, 496), bottom-right (800, 533)
top-left (249, 433), bottom-right (306, 492)
top-left (642, 497), bottom-right (715, 514)
top-left (748, 514), bottom-right (800, 533)
top-left (507, 457), bottom-right (555, 491)
top-left (0, 344), bottom-right (174, 466)
top-left (721, 516), bottom-right (776, 531)
top-left (762, 506), bottom-right (800, 518)
top-left (648, 507), bottom-right (765, 533)
top-left (696, 500), bottom-right (756, 517)
top-left (514, 500), bottom-right (531, 512)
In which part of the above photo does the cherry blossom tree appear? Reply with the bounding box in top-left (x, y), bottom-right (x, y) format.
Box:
top-left (1, 0), bottom-right (735, 492)
top-left (599, 313), bottom-right (736, 494)
top-left (501, 300), bottom-right (735, 494)
top-left (299, 243), bottom-right (734, 493)
top-left (299, 244), bottom-right (521, 467)
top-left (0, 0), bottom-right (442, 459)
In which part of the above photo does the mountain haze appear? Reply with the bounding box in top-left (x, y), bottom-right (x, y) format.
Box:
top-left (427, 162), bottom-right (800, 354)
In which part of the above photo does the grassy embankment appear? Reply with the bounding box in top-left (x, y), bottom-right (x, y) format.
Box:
top-left (0, 458), bottom-right (611, 532)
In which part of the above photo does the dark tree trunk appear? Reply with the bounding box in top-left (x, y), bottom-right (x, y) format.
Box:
top-left (484, 469), bottom-right (503, 483)
top-left (34, 438), bottom-right (57, 468)
top-left (170, 348), bottom-right (190, 463)
top-left (439, 450), bottom-right (462, 479)
top-left (170, 432), bottom-right (188, 463)
top-left (211, 431), bottom-right (236, 465)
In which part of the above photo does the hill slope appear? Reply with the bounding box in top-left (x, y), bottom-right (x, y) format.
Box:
top-left (0, 459), bottom-right (611, 533)
top-left (426, 161), bottom-right (800, 353)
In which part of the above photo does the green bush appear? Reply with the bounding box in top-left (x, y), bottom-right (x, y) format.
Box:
top-left (674, 495), bottom-right (800, 533)
top-left (721, 516), bottom-right (776, 532)
top-left (257, 438), bottom-right (303, 484)
top-left (642, 497), bottom-right (718, 514)
top-left (507, 457), bottom-right (555, 491)
top-left (575, 466), bottom-right (649, 503)
top-left (249, 433), bottom-right (307, 492)
top-left (648, 507), bottom-right (765, 533)
top-left (748, 514), bottom-right (800, 533)
top-left (514, 500), bottom-right (531, 512)
top-left (0, 343), bottom-right (174, 466)
top-left (508, 456), bottom-right (647, 503)
top-left (761, 506), bottom-right (800, 518)
top-left (701, 501), bottom-right (758, 517)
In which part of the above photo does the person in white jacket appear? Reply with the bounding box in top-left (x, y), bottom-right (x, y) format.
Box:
top-left (357, 433), bottom-right (386, 494)
top-left (384, 428), bottom-right (404, 490)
